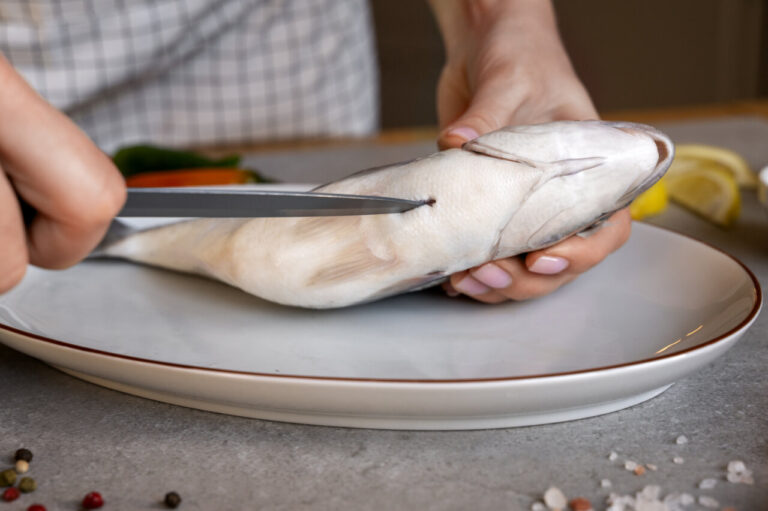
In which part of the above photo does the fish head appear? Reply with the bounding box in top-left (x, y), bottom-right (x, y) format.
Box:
top-left (464, 120), bottom-right (674, 252)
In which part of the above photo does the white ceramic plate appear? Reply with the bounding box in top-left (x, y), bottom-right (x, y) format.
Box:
top-left (0, 223), bottom-right (760, 430)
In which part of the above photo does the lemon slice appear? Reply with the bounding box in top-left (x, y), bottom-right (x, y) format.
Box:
top-left (630, 180), bottom-right (668, 220)
top-left (665, 166), bottom-right (740, 226)
top-left (671, 144), bottom-right (756, 189)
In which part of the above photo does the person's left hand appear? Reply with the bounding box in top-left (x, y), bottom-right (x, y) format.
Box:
top-left (429, 0), bottom-right (632, 303)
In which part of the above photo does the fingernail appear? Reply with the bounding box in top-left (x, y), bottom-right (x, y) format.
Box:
top-left (454, 276), bottom-right (491, 295)
top-left (445, 126), bottom-right (479, 142)
top-left (443, 282), bottom-right (460, 297)
top-left (528, 256), bottom-right (569, 275)
top-left (472, 263), bottom-right (513, 289)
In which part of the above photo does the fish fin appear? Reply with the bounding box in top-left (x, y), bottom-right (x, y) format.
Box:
top-left (462, 140), bottom-right (536, 167)
top-left (463, 139), bottom-right (606, 178)
top-left (306, 243), bottom-right (399, 286)
top-left (311, 159), bottom-right (416, 192)
top-left (547, 156), bottom-right (606, 176)
top-left (294, 216), bottom-right (397, 286)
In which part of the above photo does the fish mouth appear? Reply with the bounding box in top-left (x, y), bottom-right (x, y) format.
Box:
top-left (614, 123), bottom-right (675, 206)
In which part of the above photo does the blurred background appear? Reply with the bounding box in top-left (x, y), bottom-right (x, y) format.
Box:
top-left (371, 0), bottom-right (768, 128)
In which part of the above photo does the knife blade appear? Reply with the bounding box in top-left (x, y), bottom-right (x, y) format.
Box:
top-left (118, 188), bottom-right (425, 218)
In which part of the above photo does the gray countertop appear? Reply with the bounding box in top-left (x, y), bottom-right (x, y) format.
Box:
top-left (1, 117), bottom-right (767, 510)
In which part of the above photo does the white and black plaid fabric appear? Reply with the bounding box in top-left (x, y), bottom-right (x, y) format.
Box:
top-left (0, 0), bottom-right (379, 152)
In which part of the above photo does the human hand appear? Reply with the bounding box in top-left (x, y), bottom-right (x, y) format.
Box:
top-left (0, 55), bottom-right (126, 292)
top-left (428, 0), bottom-right (632, 302)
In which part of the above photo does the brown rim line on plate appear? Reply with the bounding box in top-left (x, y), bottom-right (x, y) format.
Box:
top-left (0, 223), bottom-right (761, 384)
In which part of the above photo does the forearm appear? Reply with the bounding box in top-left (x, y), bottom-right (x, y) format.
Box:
top-left (428, 0), bottom-right (561, 58)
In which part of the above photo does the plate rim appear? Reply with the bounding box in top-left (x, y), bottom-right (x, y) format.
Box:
top-left (0, 223), bottom-right (761, 384)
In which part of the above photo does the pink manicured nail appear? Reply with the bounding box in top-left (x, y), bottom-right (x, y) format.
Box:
top-left (528, 256), bottom-right (570, 275)
top-left (454, 276), bottom-right (491, 295)
top-left (443, 283), bottom-right (460, 297)
top-left (446, 126), bottom-right (479, 142)
top-left (472, 264), bottom-right (513, 289)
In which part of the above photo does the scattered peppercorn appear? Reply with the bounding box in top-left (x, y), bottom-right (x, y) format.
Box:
top-left (2, 487), bottom-right (20, 502)
top-left (27, 505), bottom-right (47, 511)
top-left (19, 477), bottom-right (37, 493)
top-left (15, 459), bottom-right (30, 474)
top-left (14, 448), bottom-right (33, 463)
top-left (569, 497), bottom-right (593, 511)
top-left (164, 491), bottom-right (182, 508)
top-left (82, 491), bottom-right (104, 509)
top-left (0, 468), bottom-right (16, 487)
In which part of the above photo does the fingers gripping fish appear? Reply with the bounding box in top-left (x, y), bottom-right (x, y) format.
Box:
top-left (98, 121), bottom-right (673, 309)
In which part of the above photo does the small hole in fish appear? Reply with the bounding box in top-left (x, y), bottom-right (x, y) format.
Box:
top-left (424, 197), bottom-right (436, 207)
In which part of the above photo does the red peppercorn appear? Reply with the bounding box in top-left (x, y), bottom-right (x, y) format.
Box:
top-left (569, 497), bottom-right (593, 511)
top-left (28, 505), bottom-right (48, 511)
top-left (2, 487), bottom-right (20, 502)
top-left (82, 491), bottom-right (104, 509)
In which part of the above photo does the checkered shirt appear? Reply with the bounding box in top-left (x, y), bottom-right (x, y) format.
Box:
top-left (0, 0), bottom-right (379, 152)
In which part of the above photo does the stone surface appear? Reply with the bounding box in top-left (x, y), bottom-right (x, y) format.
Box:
top-left (0, 117), bottom-right (766, 510)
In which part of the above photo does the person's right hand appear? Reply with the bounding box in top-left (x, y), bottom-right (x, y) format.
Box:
top-left (0, 55), bottom-right (126, 293)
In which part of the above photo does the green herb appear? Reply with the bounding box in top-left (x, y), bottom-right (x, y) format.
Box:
top-left (112, 145), bottom-right (241, 177)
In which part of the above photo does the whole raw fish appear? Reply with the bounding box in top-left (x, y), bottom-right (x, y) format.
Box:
top-left (100, 121), bottom-right (673, 308)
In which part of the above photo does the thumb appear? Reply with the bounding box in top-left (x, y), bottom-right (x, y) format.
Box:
top-left (436, 74), bottom-right (524, 150)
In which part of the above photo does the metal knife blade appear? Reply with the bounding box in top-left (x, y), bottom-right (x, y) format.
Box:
top-left (118, 188), bottom-right (425, 218)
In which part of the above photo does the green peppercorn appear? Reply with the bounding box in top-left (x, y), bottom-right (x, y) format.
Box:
top-left (18, 477), bottom-right (36, 493)
top-left (164, 491), bottom-right (182, 508)
top-left (0, 469), bottom-right (16, 487)
top-left (14, 448), bottom-right (32, 463)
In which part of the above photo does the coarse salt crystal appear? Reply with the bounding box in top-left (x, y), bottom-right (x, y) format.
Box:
top-left (675, 435), bottom-right (688, 445)
top-left (680, 493), bottom-right (694, 505)
top-left (663, 492), bottom-right (683, 506)
top-left (635, 502), bottom-right (665, 511)
top-left (607, 493), bottom-right (635, 506)
top-left (645, 463), bottom-right (658, 471)
top-left (726, 460), bottom-right (754, 484)
top-left (673, 456), bottom-right (684, 464)
top-left (608, 451), bottom-right (619, 461)
top-left (698, 495), bottom-right (719, 508)
top-left (624, 460), bottom-right (638, 471)
top-left (637, 485), bottom-right (661, 501)
top-left (727, 472), bottom-right (754, 485)
top-left (543, 487), bottom-right (567, 510)
top-left (531, 502), bottom-right (547, 511)
top-left (698, 478), bottom-right (717, 489)
top-left (601, 479), bottom-right (612, 489)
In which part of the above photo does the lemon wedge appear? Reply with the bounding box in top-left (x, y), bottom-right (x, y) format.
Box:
top-left (665, 166), bottom-right (740, 226)
top-left (671, 144), bottom-right (756, 188)
top-left (630, 180), bottom-right (668, 220)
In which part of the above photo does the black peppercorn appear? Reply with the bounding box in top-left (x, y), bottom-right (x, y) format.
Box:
top-left (14, 448), bottom-right (33, 463)
top-left (164, 491), bottom-right (182, 508)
